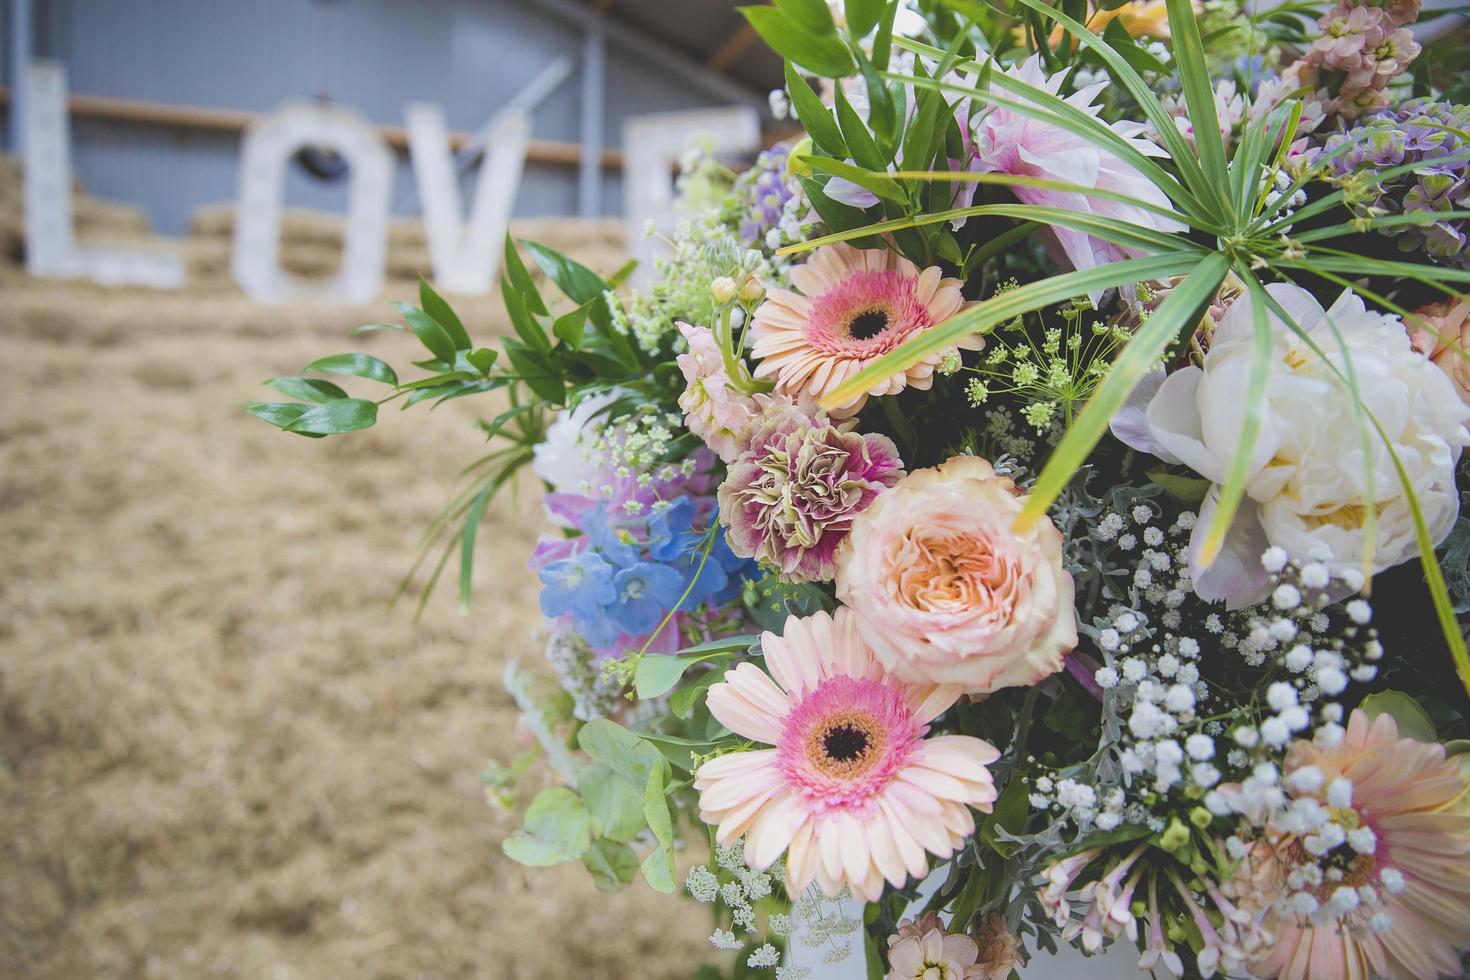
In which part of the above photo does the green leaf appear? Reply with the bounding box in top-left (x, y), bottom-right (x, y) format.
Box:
top-left (503, 234), bottom-right (548, 315)
top-left (553, 298), bottom-right (596, 350)
top-left (834, 84), bottom-right (886, 171)
top-left (502, 787), bottom-right (593, 866)
top-left (1100, 18), bottom-right (1169, 75)
top-left (634, 643), bottom-right (746, 700)
top-left (670, 669), bottom-right (722, 719)
top-left (786, 61), bottom-right (848, 158)
top-left (281, 397), bottom-right (378, 435)
top-left (467, 347), bottom-right (498, 375)
top-left (978, 775), bottom-right (1029, 858)
top-left (1019, 253), bottom-right (1229, 529)
top-left (580, 764), bottom-right (646, 843)
top-left (1147, 468), bottom-right (1211, 506)
top-left (1360, 691), bottom-right (1438, 743)
top-left (582, 838), bottom-right (640, 892)
top-left (802, 155), bottom-right (907, 203)
top-left (845, 0), bottom-right (883, 37)
top-left (635, 655), bottom-right (704, 700)
top-left (578, 719), bottom-right (665, 784)
top-left (392, 302), bottom-right (458, 365)
top-left (303, 353), bottom-right (398, 386)
top-left (741, 5), bottom-right (856, 77)
top-left (244, 401), bottom-right (312, 431)
top-left (637, 732), bottom-right (715, 773)
top-left (639, 765), bottom-right (677, 893)
top-left (855, 47), bottom-right (897, 150)
top-left (523, 241), bottom-right (608, 305)
top-left (777, 0), bottom-right (835, 34)
top-left (262, 377), bottom-right (348, 403)
top-left (418, 276), bottom-right (472, 350)
top-left (503, 338), bottom-right (565, 405)
top-left (478, 401), bottom-right (544, 443)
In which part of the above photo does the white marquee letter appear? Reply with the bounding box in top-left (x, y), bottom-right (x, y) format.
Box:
top-left (622, 107), bottom-right (761, 286)
top-left (406, 102), bottom-right (530, 296)
top-left (232, 101), bottom-right (392, 304)
top-left (22, 61), bottom-right (186, 289)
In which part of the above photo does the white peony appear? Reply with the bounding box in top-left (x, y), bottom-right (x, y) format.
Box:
top-left (1120, 284), bottom-right (1470, 606)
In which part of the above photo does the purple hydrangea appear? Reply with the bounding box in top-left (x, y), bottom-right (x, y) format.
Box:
top-left (716, 403), bottom-right (904, 583)
top-left (1325, 99), bottom-right (1470, 267)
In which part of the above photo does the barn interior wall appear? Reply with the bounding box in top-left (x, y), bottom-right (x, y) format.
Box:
top-left (21, 0), bottom-right (730, 234)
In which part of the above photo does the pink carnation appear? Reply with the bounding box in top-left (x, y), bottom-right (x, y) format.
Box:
top-left (718, 402), bottom-right (903, 583)
top-left (835, 455), bottom-right (1077, 694)
top-left (675, 320), bottom-right (764, 463)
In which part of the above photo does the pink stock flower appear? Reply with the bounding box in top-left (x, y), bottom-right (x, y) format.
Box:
top-left (749, 242), bottom-right (977, 419)
top-left (675, 320), bottom-right (765, 463)
top-left (968, 56), bottom-right (1185, 281)
top-left (717, 401), bottom-right (904, 583)
top-left (1236, 710), bottom-right (1470, 980)
top-left (693, 608), bottom-right (1000, 902)
top-left (835, 455), bottom-right (1078, 694)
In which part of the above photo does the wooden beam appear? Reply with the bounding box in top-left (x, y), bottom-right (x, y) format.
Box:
top-left (707, 23), bottom-right (758, 76)
top-left (0, 87), bottom-right (624, 169)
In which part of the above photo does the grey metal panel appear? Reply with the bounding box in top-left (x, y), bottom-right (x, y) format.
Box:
top-left (30, 0), bottom-right (755, 233)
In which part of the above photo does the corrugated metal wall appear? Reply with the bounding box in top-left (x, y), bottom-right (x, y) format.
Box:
top-left (19, 0), bottom-right (734, 234)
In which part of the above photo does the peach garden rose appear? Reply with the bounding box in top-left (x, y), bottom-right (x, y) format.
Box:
top-left (834, 454), bottom-right (1077, 694)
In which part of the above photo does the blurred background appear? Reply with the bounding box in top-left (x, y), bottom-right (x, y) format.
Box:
top-left (0, 1), bottom-right (786, 977)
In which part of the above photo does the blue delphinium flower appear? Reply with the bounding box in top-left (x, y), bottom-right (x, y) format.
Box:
top-left (584, 504), bottom-right (642, 567)
top-left (539, 551), bottom-right (619, 647)
top-left (608, 561), bottom-right (687, 635)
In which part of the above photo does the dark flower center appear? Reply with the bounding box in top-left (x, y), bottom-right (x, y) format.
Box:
top-left (847, 308), bottom-right (891, 340)
top-left (823, 723), bottom-right (870, 762)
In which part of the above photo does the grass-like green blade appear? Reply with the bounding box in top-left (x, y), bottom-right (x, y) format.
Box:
top-left (881, 168), bottom-right (1192, 225)
top-left (994, 0), bottom-right (1223, 218)
top-left (1018, 252), bottom-right (1230, 528)
top-left (781, 196), bottom-right (1195, 256)
top-left (818, 253), bottom-right (1205, 412)
top-left (1291, 209), bottom-right (1470, 244)
top-left (885, 50), bottom-right (1209, 223)
top-left (1164, 0), bottom-right (1232, 215)
top-left (1198, 270), bottom-right (1274, 567)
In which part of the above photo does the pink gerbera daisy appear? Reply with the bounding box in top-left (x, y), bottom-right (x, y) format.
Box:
top-left (1238, 710), bottom-right (1470, 980)
top-left (693, 607), bottom-right (1000, 901)
top-left (749, 243), bottom-right (978, 419)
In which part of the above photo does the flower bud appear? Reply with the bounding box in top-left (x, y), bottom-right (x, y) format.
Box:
top-left (709, 276), bottom-right (738, 305)
top-left (738, 274), bottom-right (765, 303)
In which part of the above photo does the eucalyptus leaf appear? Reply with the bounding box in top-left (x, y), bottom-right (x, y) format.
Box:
top-left (582, 837), bottom-right (640, 892)
top-left (580, 764), bottom-right (646, 843)
top-left (1360, 690), bottom-right (1438, 743)
top-left (502, 787), bottom-right (593, 866)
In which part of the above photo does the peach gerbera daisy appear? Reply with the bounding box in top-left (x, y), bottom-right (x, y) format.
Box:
top-left (1240, 710), bottom-right (1470, 980)
top-left (693, 607), bottom-right (1000, 901)
top-left (749, 243), bottom-right (977, 419)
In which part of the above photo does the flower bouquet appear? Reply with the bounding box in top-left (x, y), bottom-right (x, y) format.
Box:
top-left (249, 0), bottom-right (1470, 976)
